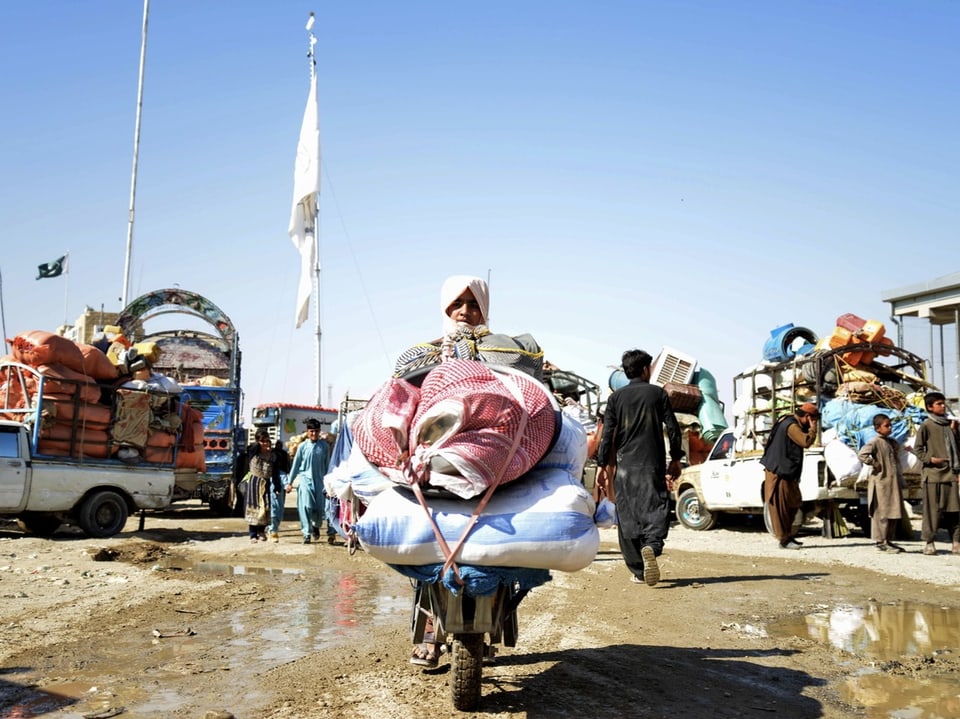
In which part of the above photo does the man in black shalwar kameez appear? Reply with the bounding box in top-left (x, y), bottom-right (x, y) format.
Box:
top-left (597, 349), bottom-right (684, 586)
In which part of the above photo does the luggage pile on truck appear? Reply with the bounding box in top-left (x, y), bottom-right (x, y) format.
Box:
top-left (672, 313), bottom-right (939, 537)
top-left (733, 314), bottom-right (931, 495)
top-left (0, 330), bottom-right (201, 537)
top-left (1, 329), bottom-right (205, 468)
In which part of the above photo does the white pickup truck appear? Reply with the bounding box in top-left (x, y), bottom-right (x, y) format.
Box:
top-left (672, 428), bottom-right (854, 535)
top-left (0, 420), bottom-right (178, 537)
top-left (672, 340), bottom-right (932, 538)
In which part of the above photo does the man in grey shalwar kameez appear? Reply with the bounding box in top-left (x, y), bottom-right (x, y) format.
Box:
top-left (913, 392), bottom-right (960, 556)
top-left (597, 349), bottom-right (684, 586)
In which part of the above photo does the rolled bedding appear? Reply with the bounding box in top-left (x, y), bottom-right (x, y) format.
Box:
top-left (355, 465), bottom-right (599, 572)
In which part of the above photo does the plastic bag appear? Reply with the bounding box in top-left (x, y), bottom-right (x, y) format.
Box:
top-left (594, 496), bottom-right (618, 528)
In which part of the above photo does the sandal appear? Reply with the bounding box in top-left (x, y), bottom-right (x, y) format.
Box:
top-left (409, 642), bottom-right (439, 667)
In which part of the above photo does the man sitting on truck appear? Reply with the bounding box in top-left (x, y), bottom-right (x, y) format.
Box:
top-left (760, 402), bottom-right (820, 550)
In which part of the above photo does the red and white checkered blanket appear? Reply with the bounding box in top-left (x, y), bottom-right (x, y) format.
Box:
top-left (353, 360), bottom-right (557, 498)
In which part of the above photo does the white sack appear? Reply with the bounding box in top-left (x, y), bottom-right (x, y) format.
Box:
top-left (355, 466), bottom-right (599, 572)
top-left (824, 437), bottom-right (862, 486)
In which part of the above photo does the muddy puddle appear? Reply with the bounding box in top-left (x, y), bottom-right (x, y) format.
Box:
top-left (770, 601), bottom-right (960, 717)
top-left (0, 560), bottom-right (411, 719)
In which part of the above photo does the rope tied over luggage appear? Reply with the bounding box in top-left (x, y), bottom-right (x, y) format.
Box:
top-left (406, 368), bottom-right (531, 586)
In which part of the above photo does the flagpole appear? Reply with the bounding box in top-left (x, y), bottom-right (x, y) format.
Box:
top-left (122, 0), bottom-right (150, 308)
top-left (289, 12), bottom-right (321, 404)
top-left (307, 16), bottom-right (323, 407)
top-left (63, 251), bottom-right (70, 327)
top-left (0, 268), bottom-right (8, 351)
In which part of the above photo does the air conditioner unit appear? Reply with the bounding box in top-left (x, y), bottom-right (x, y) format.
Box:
top-left (650, 346), bottom-right (697, 386)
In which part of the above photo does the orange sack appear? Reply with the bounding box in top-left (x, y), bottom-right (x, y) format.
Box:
top-left (37, 424), bottom-right (110, 459)
top-left (176, 422), bottom-right (207, 472)
top-left (36, 438), bottom-right (110, 459)
top-left (35, 364), bottom-right (102, 404)
top-left (144, 446), bottom-right (174, 464)
top-left (11, 331), bottom-right (86, 374)
top-left (77, 343), bottom-right (119, 381)
top-left (42, 394), bottom-right (112, 429)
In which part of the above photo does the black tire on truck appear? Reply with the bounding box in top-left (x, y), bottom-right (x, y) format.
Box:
top-left (763, 503), bottom-right (804, 538)
top-left (207, 481), bottom-right (243, 517)
top-left (451, 633), bottom-right (484, 711)
top-left (16, 512), bottom-right (62, 537)
top-left (76, 490), bottom-right (129, 538)
top-left (208, 496), bottom-right (236, 517)
top-left (676, 488), bottom-right (717, 530)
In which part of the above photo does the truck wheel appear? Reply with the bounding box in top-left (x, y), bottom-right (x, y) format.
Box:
top-left (451, 633), bottom-right (484, 711)
top-left (676, 488), bottom-right (717, 531)
top-left (857, 503), bottom-right (872, 538)
top-left (208, 496), bottom-right (229, 516)
top-left (16, 513), bottom-right (62, 537)
top-left (208, 482), bottom-right (242, 517)
top-left (763, 503), bottom-right (803, 537)
top-left (77, 491), bottom-right (129, 538)
top-left (763, 503), bottom-right (774, 535)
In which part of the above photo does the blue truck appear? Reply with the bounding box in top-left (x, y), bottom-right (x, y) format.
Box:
top-left (116, 288), bottom-right (242, 515)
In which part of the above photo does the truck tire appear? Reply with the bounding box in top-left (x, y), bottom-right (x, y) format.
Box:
top-left (763, 504), bottom-right (803, 537)
top-left (16, 513), bottom-right (62, 537)
top-left (676, 488), bottom-right (717, 531)
top-left (451, 633), bottom-right (484, 711)
top-left (857, 503), bottom-right (872, 538)
top-left (208, 492), bottom-right (236, 517)
top-left (77, 491), bottom-right (129, 538)
top-left (208, 482), bottom-right (242, 517)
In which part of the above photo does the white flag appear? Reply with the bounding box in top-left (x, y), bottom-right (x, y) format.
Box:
top-left (289, 69), bottom-right (320, 329)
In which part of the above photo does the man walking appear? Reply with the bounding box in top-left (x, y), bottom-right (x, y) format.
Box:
top-left (596, 349), bottom-right (684, 586)
top-left (286, 418), bottom-right (335, 544)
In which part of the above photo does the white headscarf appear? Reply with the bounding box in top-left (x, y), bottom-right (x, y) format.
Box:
top-left (440, 275), bottom-right (489, 336)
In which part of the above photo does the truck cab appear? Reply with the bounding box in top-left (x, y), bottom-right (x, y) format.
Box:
top-left (0, 421), bottom-right (29, 510)
top-left (249, 403), bottom-right (338, 447)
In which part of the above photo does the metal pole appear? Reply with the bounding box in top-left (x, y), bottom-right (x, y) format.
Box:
top-left (306, 13), bottom-right (322, 406)
top-left (955, 309), bottom-right (960, 402)
top-left (0, 268), bottom-right (8, 350)
top-left (62, 251), bottom-right (70, 328)
top-left (122, 0), bottom-right (149, 308)
top-left (939, 324), bottom-right (946, 394)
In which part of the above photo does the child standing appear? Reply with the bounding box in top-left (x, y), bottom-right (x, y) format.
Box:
top-left (912, 392), bottom-right (960, 556)
top-left (857, 413), bottom-right (906, 552)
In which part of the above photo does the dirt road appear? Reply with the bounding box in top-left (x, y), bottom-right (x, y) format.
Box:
top-left (2, 501), bottom-right (960, 719)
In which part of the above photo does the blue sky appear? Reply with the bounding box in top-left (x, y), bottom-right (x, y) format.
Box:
top-left (2, 1), bottom-right (958, 420)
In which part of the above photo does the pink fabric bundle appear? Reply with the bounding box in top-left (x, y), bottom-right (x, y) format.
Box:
top-left (352, 376), bottom-right (422, 470)
top-left (353, 360), bottom-right (557, 498)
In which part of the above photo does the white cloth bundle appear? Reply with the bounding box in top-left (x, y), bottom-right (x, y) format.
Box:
top-left (355, 466), bottom-right (599, 572)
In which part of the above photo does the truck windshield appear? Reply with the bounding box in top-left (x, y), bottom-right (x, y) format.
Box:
top-left (709, 434), bottom-right (735, 461)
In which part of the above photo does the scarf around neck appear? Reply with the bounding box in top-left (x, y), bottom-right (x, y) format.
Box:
top-left (930, 413), bottom-right (960, 474)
